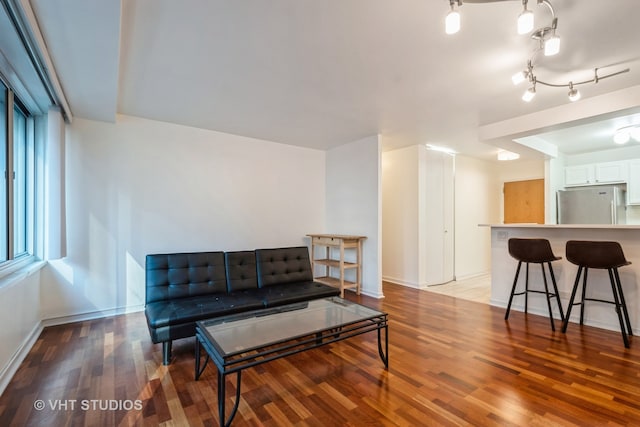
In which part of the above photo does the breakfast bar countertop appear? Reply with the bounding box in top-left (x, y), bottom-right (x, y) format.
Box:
top-left (480, 223), bottom-right (640, 229)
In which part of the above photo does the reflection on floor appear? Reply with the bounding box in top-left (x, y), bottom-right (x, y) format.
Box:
top-left (422, 274), bottom-right (491, 304)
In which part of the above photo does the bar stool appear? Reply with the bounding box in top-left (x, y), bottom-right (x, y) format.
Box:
top-left (561, 240), bottom-right (633, 348)
top-left (505, 238), bottom-right (565, 331)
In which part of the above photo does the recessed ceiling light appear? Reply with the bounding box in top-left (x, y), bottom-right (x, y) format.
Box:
top-left (426, 144), bottom-right (457, 155)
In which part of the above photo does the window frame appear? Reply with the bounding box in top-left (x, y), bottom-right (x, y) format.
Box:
top-left (0, 75), bottom-right (37, 275)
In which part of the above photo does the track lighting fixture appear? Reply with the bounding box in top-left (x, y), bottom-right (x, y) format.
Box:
top-left (445, 0), bottom-right (631, 103)
top-left (512, 65), bottom-right (629, 102)
top-left (446, 0), bottom-right (558, 45)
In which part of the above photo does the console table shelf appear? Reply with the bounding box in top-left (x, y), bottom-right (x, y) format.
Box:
top-left (307, 234), bottom-right (366, 297)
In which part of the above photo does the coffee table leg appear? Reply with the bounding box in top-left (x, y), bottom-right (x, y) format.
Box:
top-left (195, 338), bottom-right (200, 379)
top-left (218, 370), bottom-right (242, 427)
top-left (377, 324), bottom-right (389, 369)
top-left (194, 337), bottom-right (209, 380)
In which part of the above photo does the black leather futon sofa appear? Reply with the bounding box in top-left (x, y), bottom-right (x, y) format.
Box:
top-left (145, 246), bottom-right (340, 364)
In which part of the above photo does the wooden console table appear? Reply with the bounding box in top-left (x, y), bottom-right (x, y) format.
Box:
top-left (307, 234), bottom-right (366, 297)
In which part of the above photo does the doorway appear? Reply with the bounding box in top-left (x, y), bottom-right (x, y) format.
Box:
top-left (504, 179), bottom-right (545, 224)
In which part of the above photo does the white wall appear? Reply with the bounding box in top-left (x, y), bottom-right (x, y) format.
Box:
top-left (381, 146), bottom-right (419, 286)
top-left (0, 108), bottom-right (59, 394)
top-left (382, 148), bottom-right (501, 286)
top-left (0, 267), bottom-right (42, 394)
top-left (40, 114), bottom-right (326, 319)
top-left (326, 135), bottom-right (382, 298)
top-left (454, 155), bottom-right (501, 279)
top-left (564, 145), bottom-right (640, 166)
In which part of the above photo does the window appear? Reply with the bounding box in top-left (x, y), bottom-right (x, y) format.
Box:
top-left (0, 82), bottom-right (6, 262)
top-left (13, 102), bottom-right (29, 257)
top-left (0, 79), bottom-right (35, 266)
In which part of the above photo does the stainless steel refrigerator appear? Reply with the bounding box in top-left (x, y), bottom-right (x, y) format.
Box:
top-left (557, 186), bottom-right (626, 224)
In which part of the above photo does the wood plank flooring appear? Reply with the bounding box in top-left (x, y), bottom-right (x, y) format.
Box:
top-left (2, 282), bottom-right (640, 426)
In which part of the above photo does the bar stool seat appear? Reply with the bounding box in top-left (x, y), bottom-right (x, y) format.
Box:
top-left (505, 238), bottom-right (565, 331)
top-left (561, 240), bottom-right (633, 348)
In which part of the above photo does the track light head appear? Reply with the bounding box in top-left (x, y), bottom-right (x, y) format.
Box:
top-left (445, 0), bottom-right (461, 34)
top-left (517, 1), bottom-right (534, 35)
top-left (522, 86), bottom-right (536, 102)
top-left (512, 70), bottom-right (528, 85)
top-left (567, 83), bottom-right (581, 102)
top-left (544, 32), bottom-right (560, 56)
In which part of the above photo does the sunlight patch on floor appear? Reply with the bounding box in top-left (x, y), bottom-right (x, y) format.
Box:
top-left (423, 274), bottom-right (491, 304)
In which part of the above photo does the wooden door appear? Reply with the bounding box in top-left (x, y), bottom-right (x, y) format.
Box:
top-left (504, 179), bottom-right (545, 224)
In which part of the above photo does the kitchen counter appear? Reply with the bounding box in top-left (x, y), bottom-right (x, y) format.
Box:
top-left (481, 223), bottom-right (640, 229)
top-left (484, 223), bottom-right (639, 335)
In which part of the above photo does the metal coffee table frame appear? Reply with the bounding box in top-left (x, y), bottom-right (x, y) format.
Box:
top-left (194, 297), bottom-right (389, 427)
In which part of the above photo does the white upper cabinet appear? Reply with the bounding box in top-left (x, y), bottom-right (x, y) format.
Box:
top-left (594, 161), bottom-right (628, 184)
top-left (565, 161), bottom-right (628, 187)
top-left (564, 164), bottom-right (594, 186)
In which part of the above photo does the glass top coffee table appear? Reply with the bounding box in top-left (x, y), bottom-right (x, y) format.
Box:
top-left (195, 297), bottom-right (389, 427)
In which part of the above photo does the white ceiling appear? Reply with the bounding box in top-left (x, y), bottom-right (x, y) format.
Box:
top-left (28, 0), bottom-right (640, 160)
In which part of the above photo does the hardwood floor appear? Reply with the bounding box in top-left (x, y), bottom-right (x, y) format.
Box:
top-left (2, 282), bottom-right (640, 426)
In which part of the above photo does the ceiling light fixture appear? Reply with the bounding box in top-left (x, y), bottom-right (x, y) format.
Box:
top-left (445, 0), bottom-right (631, 103)
top-left (513, 66), bottom-right (629, 102)
top-left (522, 85), bottom-right (536, 102)
top-left (543, 31), bottom-right (560, 56)
top-left (445, 0), bottom-right (461, 34)
top-left (497, 150), bottom-right (520, 161)
top-left (446, 0), bottom-right (558, 40)
top-left (567, 82), bottom-right (580, 102)
top-left (426, 143), bottom-right (457, 155)
top-left (511, 69), bottom-right (528, 85)
top-left (517, 1), bottom-right (534, 35)
top-left (614, 125), bottom-right (640, 145)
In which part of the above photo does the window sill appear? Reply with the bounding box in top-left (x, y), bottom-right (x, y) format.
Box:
top-left (0, 257), bottom-right (46, 290)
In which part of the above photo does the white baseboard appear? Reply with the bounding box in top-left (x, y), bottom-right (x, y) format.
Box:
top-left (41, 304), bottom-right (145, 328)
top-left (0, 321), bottom-right (43, 396)
top-left (359, 289), bottom-right (385, 299)
top-left (382, 275), bottom-right (422, 289)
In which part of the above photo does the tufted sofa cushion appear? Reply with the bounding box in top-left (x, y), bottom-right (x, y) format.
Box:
top-left (259, 281), bottom-right (342, 307)
top-left (145, 252), bottom-right (227, 304)
top-left (255, 246), bottom-right (314, 287)
top-left (145, 294), bottom-right (264, 331)
top-left (225, 251), bottom-right (259, 292)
